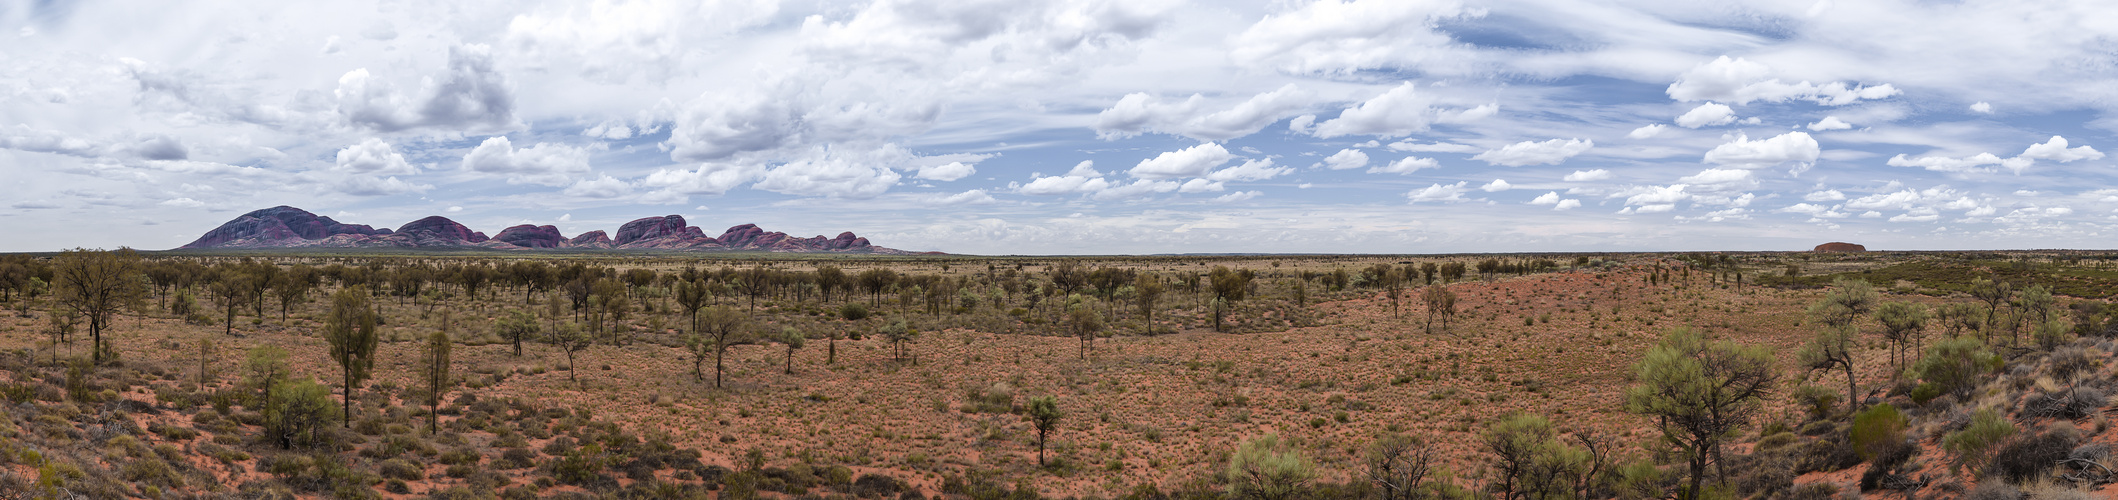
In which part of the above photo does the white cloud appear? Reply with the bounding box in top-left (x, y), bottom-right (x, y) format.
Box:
top-left (1231, 0), bottom-right (1476, 74)
top-left (338, 175), bottom-right (433, 196)
top-left (446, 206), bottom-right (463, 212)
top-left (460, 136), bottom-right (591, 186)
top-left (1094, 84), bottom-right (1316, 141)
top-left (335, 45), bottom-right (519, 132)
top-left (1703, 132), bottom-right (1819, 169)
top-left (915, 162), bottom-right (976, 182)
top-left (1806, 116), bottom-right (1853, 131)
top-left (1805, 190), bottom-right (1847, 201)
top-left (1206, 159), bottom-right (1292, 182)
top-left (158, 197), bottom-right (205, 208)
top-left (1440, 103), bottom-right (1498, 123)
top-left (1472, 138), bottom-right (1592, 166)
top-left (1094, 179), bottom-right (1180, 200)
top-left (1970, 102), bottom-right (1993, 114)
top-left (1563, 169), bottom-right (1612, 182)
top-left (1179, 178), bottom-right (1225, 193)
top-left (1312, 82), bottom-right (1439, 138)
top-left (1407, 181), bottom-right (1471, 203)
top-left (2020, 136), bottom-right (2104, 163)
top-left (1130, 143), bottom-right (1236, 179)
top-left (1214, 190), bottom-right (1263, 203)
top-left (752, 146), bottom-right (907, 199)
top-left (1666, 56), bottom-right (1900, 106)
top-left (1369, 156), bottom-right (1438, 175)
top-left (1529, 191), bottom-right (1561, 205)
top-left (563, 175), bottom-right (631, 199)
top-left (1885, 152), bottom-right (2011, 173)
top-left (1627, 124), bottom-right (1666, 139)
top-left (1674, 102), bottom-right (1736, 128)
top-left (334, 138), bottom-right (416, 175)
top-left (1386, 140), bottom-right (1481, 153)
top-left (1480, 179), bottom-right (1511, 192)
top-left (1678, 168), bottom-right (1755, 189)
top-left (1620, 184), bottom-right (1691, 206)
top-left (1318, 148), bottom-right (1369, 170)
top-left (1017, 162), bottom-right (1112, 196)
top-left (927, 189), bottom-right (996, 205)
top-left (1553, 199), bottom-right (1582, 211)
top-left (639, 163), bottom-right (765, 200)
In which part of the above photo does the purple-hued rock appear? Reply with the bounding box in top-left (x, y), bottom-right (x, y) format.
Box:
top-left (395, 216), bottom-right (489, 243)
top-left (614, 215), bottom-right (694, 246)
top-left (493, 225), bottom-right (567, 248)
top-left (179, 206), bottom-right (387, 249)
top-left (568, 230), bottom-right (613, 248)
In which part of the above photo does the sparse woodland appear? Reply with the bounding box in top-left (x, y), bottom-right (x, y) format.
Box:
top-left (6, 249), bottom-right (2118, 498)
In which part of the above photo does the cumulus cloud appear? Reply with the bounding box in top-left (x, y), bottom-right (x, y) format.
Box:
top-left (1480, 179), bottom-right (1511, 192)
top-left (1231, 0), bottom-right (1476, 74)
top-left (1888, 137), bottom-right (2099, 174)
top-left (914, 162), bottom-right (976, 182)
top-left (1807, 116), bottom-right (1853, 131)
top-left (336, 44), bottom-right (518, 132)
top-left (1369, 156), bottom-right (1438, 175)
top-left (1970, 102), bottom-right (1993, 114)
top-left (2019, 136), bottom-right (2104, 163)
top-left (1317, 148), bottom-right (1369, 170)
top-left (1678, 168), bottom-right (1755, 190)
top-left (129, 135), bottom-right (189, 160)
top-left (563, 175), bottom-right (631, 198)
top-left (1806, 190), bottom-right (1847, 201)
top-left (1674, 102), bottom-right (1736, 128)
top-left (1094, 84), bottom-right (1316, 141)
top-left (1472, 138), bottom-right (1592, 166)
top-left (335, 138), bottom-right (417, 175)
top-left (1312, 82), bottom-right (1445, 138)
top-left (460, 136), bottom-right (590, 185)
top-left (1206, 159), bottom-right (1292, 182)
top-left (0, 125), bottom-right (98, 156)
top-left (1666, 56), bottom-right (1900, 106)
top-left (159, 197), bottom-right (205, 208)
top-left (1017, 161), bottom-right (1112, 195)
top-left (639, 162), bottom-right (766, 200)
top-left (1214, 190), bottom-right (1263, 203)
top-left (338, 175), bottom-right (433, 196)
top-left (1386, 140), bottom-right (1481, 153)
top-left (751, 146), bottom-right (907, 199)
top-left (1407, 181), bottom-right (1471, 203)
top-left (1094, 179), bottom-right (1180, 200)
top-left (1130, 143), bottom-right (1236, 179)
top-left (1885, 152), bottom-right (2013, 173)
top-left (926, 189), bottom-right (996, 205)
top-left (1553, 199), bottom-right (1582, 211)
top-left (1179, 178), bottom-right (1225, 193)
top-left (1627, 124), bottom-right (1666, 139)
top-left (1703, 132), bottom-right (1819, 169)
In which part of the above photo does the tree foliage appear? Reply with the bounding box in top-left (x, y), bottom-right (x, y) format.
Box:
top-left (52, 248), bottom-right (146, 364)
top-left (1625, 327), bottom-right (1777, 499)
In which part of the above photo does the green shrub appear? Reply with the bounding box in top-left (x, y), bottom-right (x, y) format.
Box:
top-left (378, 459), bottom-right (423, 481)
top-left (1849, 403), bottom-right (1907, 461)
top-left (1942, 408), bottom-right (2016, 474)
top-left (1915, 337), bottom-right (2001, 401)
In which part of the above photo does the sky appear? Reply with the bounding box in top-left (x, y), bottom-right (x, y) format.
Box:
top-left (3, 0), bottom-right (2118, 255)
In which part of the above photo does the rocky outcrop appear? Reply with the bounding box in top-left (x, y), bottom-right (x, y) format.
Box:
top-left (1813, 242), bottom-right (1867, 252)
top-left (614, 215), bottom-right (696, 246)
top-left (179, 206), bottom-right (389, 249)
top-left (395, 216), bottom-right (489, 243)
top-left (493, 225), bottom-right (566, 248)
top-left (177, 206), bottom-right (911, 253)
top-left (567, 231), bottom-right (613, 249)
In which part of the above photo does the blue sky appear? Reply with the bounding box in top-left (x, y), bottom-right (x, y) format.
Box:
top-left (3, 0), bottom-right (2117, 254)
